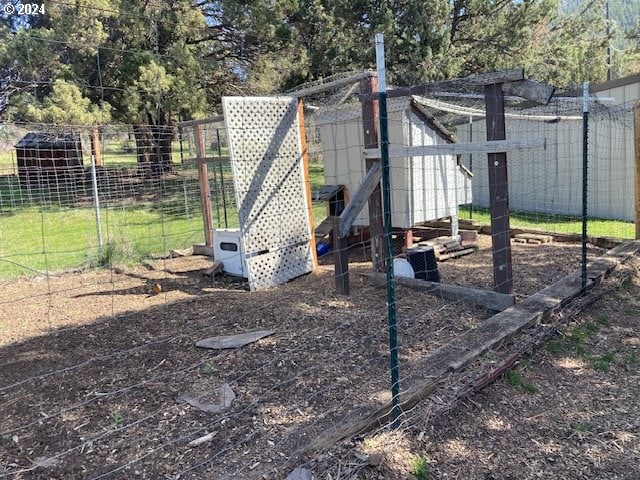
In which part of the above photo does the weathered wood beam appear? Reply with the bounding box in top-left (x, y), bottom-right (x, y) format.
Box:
top-left (380, 69), bottom-right (525, 100)
top-left (503, 79), bottom-right (555, 105)
top-left (288, 71), bottom-right (375, 98)
top-left (485, 83), bottom-right (513, 294)
top-left (363, 138), bottom-right (546, 159)
top-left (179, 115), bottom-right (224, 128)
top-left (182, 155), bottom-right (230, 166)
top-left (634, 102), bottom-right (640, 240)
top-left (361, 76), bottom-right (386, 272)
top-left (338, 162), bottom-right (381, 238)
top-left (369, 273), bottom-right (515, 311)
top-left (332, 216), bottom-right (350, 295)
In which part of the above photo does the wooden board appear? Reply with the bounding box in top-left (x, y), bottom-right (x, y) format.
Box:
top-left (369, 272), bottom-right (514, 312)
top-left (196, 330), bottom-right (276, 349)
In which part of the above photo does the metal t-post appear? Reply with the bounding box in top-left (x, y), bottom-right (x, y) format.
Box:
top-left (376, 33), bottom-right (401, 427)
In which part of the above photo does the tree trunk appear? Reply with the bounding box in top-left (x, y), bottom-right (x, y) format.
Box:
top-left (133, 120), bottom-right (175, 177)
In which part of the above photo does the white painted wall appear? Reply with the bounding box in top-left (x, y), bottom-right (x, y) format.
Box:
top-left (318, 99), bottom-right (472, 229)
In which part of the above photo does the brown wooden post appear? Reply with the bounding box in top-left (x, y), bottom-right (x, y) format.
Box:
top-left (194, 125), bottom-right (214, 247)
top-left (361, 76), bottom-right (385, 272)
top-left (91, 127), bottom-right (103, 167)
top-left (298, 98), bottom-right (318, 268)
top-left (484, 83), bottom-right (513, 294)
top-left (332, 216), bottom-right (350, 294)
top-left (634, 102), bottom-right (640, 239)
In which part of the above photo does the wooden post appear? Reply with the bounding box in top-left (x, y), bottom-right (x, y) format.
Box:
top-left (484, 83), bottom-right (513, 294)
top-left (194, 125), bottom-right (214, 247)
top-left (298, 98), bottom-right (318, 268)
top-left (332, 216), bottom-right (350, 294)
top-left (91, 127), bottom-right (103, 167)
top-left (634, 102), bottom-right (640, 239)
top-left (361, 76), bottom-right (385, 272)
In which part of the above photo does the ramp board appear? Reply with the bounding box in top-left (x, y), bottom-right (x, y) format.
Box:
top-left (196, 329), bottom-right (276, 349)
top-left (222, 96), bottom-right (314, 291)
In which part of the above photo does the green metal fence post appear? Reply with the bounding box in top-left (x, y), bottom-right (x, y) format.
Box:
top-left (375, 33), bottom-right (401, 427)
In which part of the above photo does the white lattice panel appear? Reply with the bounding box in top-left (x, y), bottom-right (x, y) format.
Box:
top-left (222, 96), bottom-right (314, 291)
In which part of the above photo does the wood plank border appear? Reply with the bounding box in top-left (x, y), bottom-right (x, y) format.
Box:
top-left (369, 273), bottom-right (515, 311)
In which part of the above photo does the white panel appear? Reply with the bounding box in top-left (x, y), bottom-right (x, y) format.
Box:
top-left (223, 96), bottom-right (314, 291)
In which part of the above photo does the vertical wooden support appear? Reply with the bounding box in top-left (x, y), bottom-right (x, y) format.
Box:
top-left (298, 98), bottom-right (318, 269)
top-left (194, 125), bottom-right (214, 247)
top-left (361, 76), bottom-right (385, 272)
top-left (332, 216), bottom-right (350, 294)
top-left (634, 102), bottom-right (640, 239)
top-left (484, 83), bottom-right (513, 294)
top-left (91, 127), bottom-right (103, 167)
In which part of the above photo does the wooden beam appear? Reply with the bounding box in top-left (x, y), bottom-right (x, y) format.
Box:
top-left (485, 83), bottom-right (513, 294)
top-left (380, 69), bottom-right (525, 100)
top-left (288, 71), bottom-right (375, 98)
top-left (503, 79), bottom-right (555, 105)
top-left (194, 125), bottom-right (214, 248)
top-left (361, 76), bottom-right (386, 272)
top-left (179, 115), bottom-right (224, 128)
top-left (91, 127), bottom-right (103, 167)
top-left (182, 155), bottom-right (230, 166)
top-left (369, 273), bottom-right (515, 311)
top-left (298, 98), bottom-right (318, 269)
top-left (310, 241), bottom-right (640, 449)
top-left (338, 162), bottom-right (381, 238)
top-left (363, 138), bottom-right (546, 159)
top-left (332, 216), bottom-right (350, 295)
top-left (635, 102), bottom-right (640, 239)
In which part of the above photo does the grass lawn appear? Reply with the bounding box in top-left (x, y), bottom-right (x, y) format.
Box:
top-left (0, 204), bottom-right (206, 279)
top-left (460, 206), bottom-right (634, 239)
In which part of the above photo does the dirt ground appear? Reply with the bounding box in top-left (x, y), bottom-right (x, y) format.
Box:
top-left (1, 236), bottom-right (637, 479)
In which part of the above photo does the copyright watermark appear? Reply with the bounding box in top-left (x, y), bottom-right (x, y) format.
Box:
top-left (3, 3), bottom-right (45, 15)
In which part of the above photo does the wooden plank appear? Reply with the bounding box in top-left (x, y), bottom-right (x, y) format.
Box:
top-left (338, 162), bottom-right (381, 238)
top-left (382, 68), bottom-right (525, 100)
top-left (298, 99), bottom-right (318, 269)
top-left (369, 272), bottom-right (515, 312)
top-left (182, 155), bottom-right (230, 166)
top-left (194, 125), bottom-right (214, 248)
top-left (332, 216), bottom-right (350, 295)
top-left (634, 102), bottom-right (640, 239)
top-left (361, 76), bottom-right (385, 272)
top-left (437, 247), bottom-right (477, 261)
top-left (312, 241), bottom-right (640, 449)
top-left (288, 71), bottom-right (375, 98)
top-left (179, 115), bottom-right (224, 128)
top-left (514, 233), bottom-right (553, 244)
top-left (314, 217), bottom-right (334, 238)
top-left (91, 127), bottom-right (103, 167)
top-left (363, 138), bottom-right (546, 159)
top-left (196, 330), bottom-right (276, 349)
top-left (485, 83), bottom-right (513, 294)
top-left (503, 79), bottom-right (555, 105)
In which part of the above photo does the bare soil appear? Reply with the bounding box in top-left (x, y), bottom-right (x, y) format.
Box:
top-left (2, 236), bottom-right (636, 479)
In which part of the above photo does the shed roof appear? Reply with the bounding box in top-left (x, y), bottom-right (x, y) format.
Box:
top-left (15, 132), bottom-right (81, 150)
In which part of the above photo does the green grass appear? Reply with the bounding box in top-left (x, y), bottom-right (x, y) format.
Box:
top-left (504, 369), bottom-right (538, 394)
top-left (410, 455), bottom-right (430, 480)
top-left (460, 206), bottom-right (634, 239)
top-left (0, 204), bottom-right (206, 279)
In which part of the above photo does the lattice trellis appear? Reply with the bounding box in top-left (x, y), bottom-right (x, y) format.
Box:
top-left (222, 96), bottom-right (314, 291)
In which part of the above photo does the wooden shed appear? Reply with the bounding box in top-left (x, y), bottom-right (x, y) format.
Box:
top-left (316, 97), bottom-right (473, 230)
top-left (16, 132), bottom-right (84, 189)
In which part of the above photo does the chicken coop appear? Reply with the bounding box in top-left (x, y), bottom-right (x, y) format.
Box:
top-left (315, 97), bottom-right (472, 232)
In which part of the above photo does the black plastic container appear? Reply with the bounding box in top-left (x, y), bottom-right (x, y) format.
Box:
top-left (407, 246), bottom-right (440, 282)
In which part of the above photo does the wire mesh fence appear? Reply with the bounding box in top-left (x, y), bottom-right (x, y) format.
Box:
top-left (1, 10), bottom-right (639, 479)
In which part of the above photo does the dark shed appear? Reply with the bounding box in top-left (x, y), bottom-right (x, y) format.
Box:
top-left (15, 132), bottom-right (84, 188)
